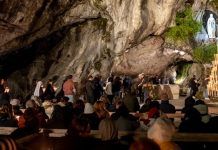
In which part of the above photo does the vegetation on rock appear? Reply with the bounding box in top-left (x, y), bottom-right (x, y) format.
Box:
top-left (177, 63), bottom-right (191, 79)
top-left (193, 44), bottom-right (217, 64)
top-left (165, 7), bottom-right (201, 44)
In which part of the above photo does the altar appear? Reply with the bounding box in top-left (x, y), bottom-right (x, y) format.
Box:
top-left (153, 84), bottom-right (180, 100)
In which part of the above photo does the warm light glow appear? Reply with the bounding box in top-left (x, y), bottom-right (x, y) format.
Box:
top-left (53, 86), bottom-right (58, 92)
top-left (175, 77), bottom-right (185, 85)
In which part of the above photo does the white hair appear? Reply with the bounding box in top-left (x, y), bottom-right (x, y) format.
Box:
top-left (147, 117), bottom-right (176, 142)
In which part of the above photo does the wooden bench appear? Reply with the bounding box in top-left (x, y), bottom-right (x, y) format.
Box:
top-left (2, 127), bottom-right (218, 142)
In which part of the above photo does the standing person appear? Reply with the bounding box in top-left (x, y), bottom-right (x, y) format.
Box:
top-left (43, 79), bottom-right (55, 99)
top-left (159, 93), bottom-right (176, 114)
top-left (85, 75), bottom-right (95, 104)
top-left (104, 77), bottom-right (114, 104)
top-left (63, 75), bottom-right (76, 103)
top-left (27, 79), bottom-right (37, 99)
top-left (123, 75), bottom-right (132, 92)
top-left (112, 76), bottom-right (122, 97)
top-left (0, 79), bottom-right (5, 101)
top-left (137, 73), bottom-right (145, 102)
top-left (188, 75), bottom-right (198, 97)
top-left (203, 75), bottom-right (210, 100)
top-left (93, 75), bottom-right (104, 101)
top-left (33, 81), bottom-right (44, 100)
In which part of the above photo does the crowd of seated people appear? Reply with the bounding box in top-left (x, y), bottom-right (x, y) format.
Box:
top-left (0, 75), bottom-right (218, 150)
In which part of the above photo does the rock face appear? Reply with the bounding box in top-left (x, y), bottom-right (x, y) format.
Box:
top-left (0, 0), bottom-right (213, 96)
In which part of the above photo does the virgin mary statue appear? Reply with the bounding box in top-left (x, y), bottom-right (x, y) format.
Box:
top-left (207, 14), bottom-right (216, 39)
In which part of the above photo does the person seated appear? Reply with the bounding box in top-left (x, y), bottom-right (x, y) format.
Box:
top-left (57, 96), bottom-right (69, 107)
top-left (207, 116), bottom-right (218, 133)
top-left (46, 105), bottom-right (66, 129)
top-left (99, 118), bottom-right (118, 142)
top-left (72, 99), bottom-right (85, 117)
top-left (139, 97), bottom-right (153, 113)
top-left (130, 137), bottom-right (160, 150)
top-left (11, 108), bottom-right (39, 139)
top-left (123, 89), bottom-right (140, 112)
top-left (84, 100), bottom-right (110, 130)
top-left (181, 96), bottom-right (195, 114)
top-left (52, 117), bottom-right (100, 150)
top-left (148, 117), bottom-right (180, 150)
top-left (159, 93), bottom-right (176, 114)
top-left (179, 107), bottom-right (206, 133)
top-left (193, 99), bottom-right (210, 123)
top-left (178, 107), bottom-right (207, 150)
top-left (0, 104), bottom-right (17, 127)
top-left (112, 105), bottom-right (139, 131)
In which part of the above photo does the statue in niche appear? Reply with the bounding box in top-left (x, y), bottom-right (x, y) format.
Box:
top-left (207, 14), bottom-right (216, 39)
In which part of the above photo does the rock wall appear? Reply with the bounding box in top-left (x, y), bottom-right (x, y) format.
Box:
top-left (0, 0), bottom-right (215, 96)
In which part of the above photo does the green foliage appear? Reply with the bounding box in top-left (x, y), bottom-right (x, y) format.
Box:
top-left (193, 44), bottom-right (217, 63)
top-left (165, 7), bottom-right (201, 43)
top-left (177, 63), bottom-right (191, 79)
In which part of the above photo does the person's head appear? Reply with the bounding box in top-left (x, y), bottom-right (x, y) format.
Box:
top-left (48, 79), bottom-right (53, 85)
top-left (73, 100), bottom-right (85, 115)
top-left (147, 117), bottom-right (176, 143)
top-left (12, 105), bottom-right (23, 116)
top-left (99, 118), bottom-right (118, 141)
top-left (149, 101), bottom-right (160, 110)
top-left (66, 75), bottom-right (73, 80)
top-left (88, 75), bottom-right (93, 81)
top-left (130, 138), bottom-right (160, 150)
top-left (0, 135), bottom-right (17, 150)
top-left (184, 96), bottom-right (195, 108)
top-left (160, 93), bottom-right (169, 101)
top-left (36, 81), bottom-right (43, 87)
top-left (61, 96), bottom-right (69, 103)
top-left (138, 73), bottom-right (144, 80)
top-left (23, 108), bottom-right (39, 130)
top-left (108, 77), bottom-right (113, 82)
top-left (10, 99), bottom-right (20, 106)
top-left (0, 79), bottom-right (5, 85)
top-left (93, 101), bottom-right (106, 112)
top-left (67, 117), bottom-right (90, 137)
top-left (99, 96), bottom-right (110, 105)
top-left (25, 99), bottom-right (37, 109)
top-left (193, 75), bottom-right (196, 79)
top-left (0, 104), bottom-right (12, 119)
top-left (117, 104), bottom-right (129, 117)
top-left (115, 100), bottom-right (124, 110)
top-left (93, 101), bottom-right (108, 118)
